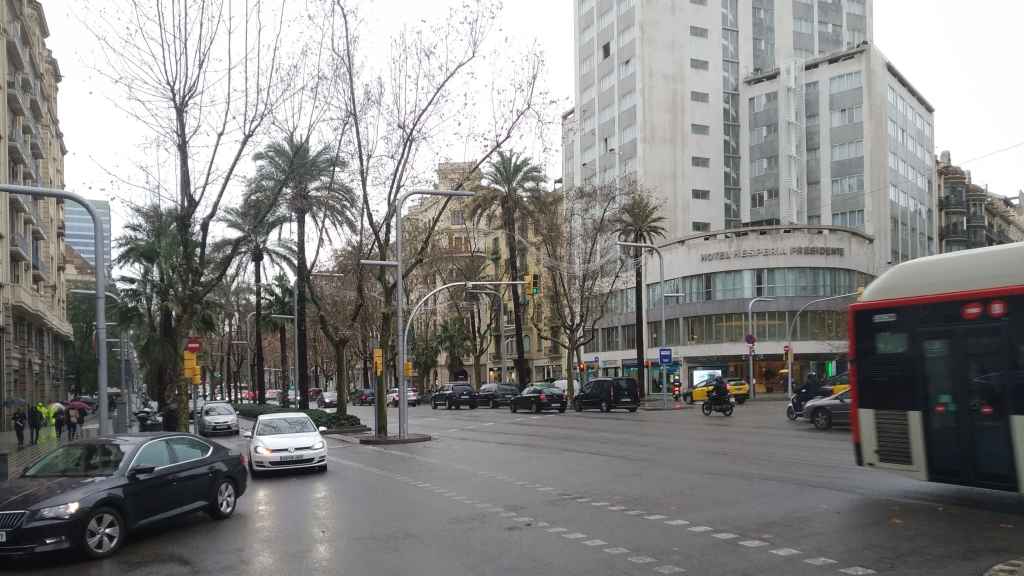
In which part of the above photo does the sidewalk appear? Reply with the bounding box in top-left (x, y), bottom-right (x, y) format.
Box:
top-left (0, 415), bottom-right (99, 480)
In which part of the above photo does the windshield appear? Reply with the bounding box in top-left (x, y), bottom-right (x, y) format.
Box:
top-left (256, 417), bottom-right (316, 436)
top-left (25, 444), bottom-right (127, 477)
top-left (204, 404), bottom-right (234, 416)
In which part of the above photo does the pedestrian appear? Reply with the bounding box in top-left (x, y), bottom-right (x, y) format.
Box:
top-left (67, 407), bottom-right (80, 440)
top-left (54, 407), bottom-right (65, 440)
top-left (28, 403), bottom-right (43, 445)
top-left (11, 408), bottom-right (26, 449)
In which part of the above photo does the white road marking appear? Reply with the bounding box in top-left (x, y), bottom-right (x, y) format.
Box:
top-left (607, 505), bottom-right (626, 511)
top-left (446, 429), bottom-right (459, 432)
top-left (625, 510), bottom-right (646, 515)
top-left (653, 566), bottom-right (686, 574)
top-left (839, 568), bottom-right (876, 575)
top-left (487, 507), bottom-right (504, 512)
top-left (475, 503), bottom-right (490, 508)
top-left (738, 540), bottom-right (770, 547)
top-left (804, 558), bottom-right (838, 566)
top-left (463, 499), bottom-right (477, 504)
top-left (687, 526), bottom-right (714, 533)
top-left (644, 514), bottom-right (668, 520)
top-left (604, 547), bottom-right (630, 555)
top-left (530, 415), bottom-right (541, 419)
top-left (591, 502), bottom-right (610, 506)
top-left (770, 548), bottom-right (801, 556)
top-left (536, 521), bottom-right (551, 528)
top-left (563, 533), bottom-right (588, 540)
top-left (628, 556), bottom-right (658, 564)
top-left (576, 498), bottom-right (592, 503)
top-left (513, 517), bottom-right (533, 522)
top-left (525, 484), bottom-right (541, 488)
top-left (483, 422), bottom-right (495, 426)
top-left (499, 512), bottom-right (517, 517)
top-left (665, 520), bottom-right (690, 526)
top-left (583, 539), bottom-right (608, 547)
top-left (538, 487), bottom-right (554, 491)
top-left (547, 527), bottom-right (568, 533)
top-left (712, 533), bottom-right (738, 539)
top-left (516, 481), bottom-right (528, 485)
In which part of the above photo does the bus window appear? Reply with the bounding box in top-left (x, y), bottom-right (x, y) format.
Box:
top-left (875, 332), bottom-right (909, 354)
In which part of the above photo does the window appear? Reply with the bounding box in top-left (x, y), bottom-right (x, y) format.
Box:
top-left (691, 123), bottom-right (710, 135)
top-left (580, 55), bottom-right (593, 74)
top-left (888, 118), bottom-right (898, 140)
top-left (847, 0), bottom-right (866, 15)
top-left (830, 105), bottom-right (862, 127)
top-left (602, 42), bottom-right (611, 59)
top-left (750, 123), bottom-right (777, 145)
top-left (168, 437), bottom-right (211, 463)
top-left (832, 210), bottom-right (865, 230)
top-left (581, 113), bottom-right (596, 133)
top-left (450, 210), bottom-right (465, 225)
top-left (750, 92), bottom-right (777, 113)
top-left (691, 91), bottom-right (710, 103)
top-left (692, 156), bottom-right (710, 168)
top-left (690, 0), bottom-right (707, 5)
top-left (831, 174), bottom-right (864, 196)
top-left (690, 58), bottom-right (709, 71)
top-left (599, 103), bottom-right (615, 124)
top-left (831, 140), bottom-right (863, 161)
top-left (807, 147), bottom-right (820, 161)
top-left (619, 24), bottom-right (635, 46)
top-left (693, 221), bottom-right (711, 232)
top-left (134, 440), bottom-right (173, 469)
top-left (599, 71), bottom-right (614, 91)
top-left (888, 85), bottom-right (898, 107)
top-left (621, 123), bottom-right (636, 142)
top-left (751, 156), bottom-right (778, 177)
top-left (598, 8), bottom-right (614, 29)
top-left (578, 0), bottom-right (593, 15)
top-left (690, 25), bottom-right (708, 38)
top-left (618, 0), bottom-right (635, 13)
top-left (751, 190), bottom-right (766, 208)
top-left (829, 71), bottom-right (862, 94)
top-left (794, 17), bottom-right (813, 34)
top-left (619, 58), bottom-right (635, 78)
top-left (621, 90), bottom-right (636, 108)
top-left (692, 189), bottom-right (711, 200)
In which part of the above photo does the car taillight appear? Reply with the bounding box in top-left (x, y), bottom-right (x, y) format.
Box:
top-left (240, 452), bottom-right (247, 467)
top-left (539, 393), bottom-right (546, 401)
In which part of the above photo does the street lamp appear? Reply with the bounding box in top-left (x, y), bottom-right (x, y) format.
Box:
top-left (617, 241), bottom-right (668, 409)
top-left (746, 297), bottom-right (775, 400)
top-left (785, 292), bottom-right (860, 397)
top-left (469, 289), bottom-right (506, 385)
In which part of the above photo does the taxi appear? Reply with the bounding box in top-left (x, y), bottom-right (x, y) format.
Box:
top-left (685, 378), bottom-right (750, 405)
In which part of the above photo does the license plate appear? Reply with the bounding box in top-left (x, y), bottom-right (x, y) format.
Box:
top-left (0, 531), bottom-right (6, 543)
top-left (215, 425), bottom-right (229, 430)
top-left (280, 454), bottom-right (304, 461)
top-left (460, 394), bottom-right (469, 398)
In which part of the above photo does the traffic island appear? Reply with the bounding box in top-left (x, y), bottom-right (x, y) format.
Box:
top-left (358, 433), bottom-right (432, 445)
top-left (987, 560), bottom-right (1024, 576)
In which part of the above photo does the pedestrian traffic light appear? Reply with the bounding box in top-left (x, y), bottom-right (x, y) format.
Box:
top-left (531, 273), bottom-right (541, 296)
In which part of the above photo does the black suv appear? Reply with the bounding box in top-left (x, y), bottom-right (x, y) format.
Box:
top-left (477, 383), bottom-right (518, 408)
top-left (573, 377), bottom-right (640, 413)
top-left (431, 383), bottom-right (479, 410)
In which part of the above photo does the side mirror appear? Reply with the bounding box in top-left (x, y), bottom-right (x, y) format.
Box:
top-left (318, 426), bottom-right (328, 433)
top-left (129, 465), bottom-right (156, 478)
top-left (241, 430), bottom-right (252, 439)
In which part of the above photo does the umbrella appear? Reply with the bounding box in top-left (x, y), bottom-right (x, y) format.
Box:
top-left (2, 398), bottom-right (26, 407)
top-left (49, 402), bottom-right (65, 412)
top-left (67, 400), bottom-right (91, 412)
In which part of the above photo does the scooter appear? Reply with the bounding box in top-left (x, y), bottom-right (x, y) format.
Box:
top-left (672, 384), bottom-right (682, 402)
top-left (702, 394), bottom-right (735, 417)
top-left (786, 387), bottom-right (825, 420)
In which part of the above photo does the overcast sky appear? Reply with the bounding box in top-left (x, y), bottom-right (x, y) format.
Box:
top-left (40, 0), bottom-right (1024, 242)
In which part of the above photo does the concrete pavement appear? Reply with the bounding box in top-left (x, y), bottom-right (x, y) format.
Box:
top-left (4, 399), bottom-right (1022, 575)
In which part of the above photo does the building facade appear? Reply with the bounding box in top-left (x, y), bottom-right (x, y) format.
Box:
top-left (1, 0), bottom-right (73, 431)
top-left (64, 198), bottom-right (111, 268)
top-left (936, 151), bottom-right (1024, 253)
top-left (570, 0), bottom-right (936, 391)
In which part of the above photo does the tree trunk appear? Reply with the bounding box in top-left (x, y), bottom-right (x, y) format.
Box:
top-left (254, 255), bottom-right (267, 404)
top-left (633, 248), bottom-right (645, 399)
top-left (296, 209), bottom-right (311, 410)
top-left (565, 340), bottom-right (577, 400)
top-left (334, 341), bottom-right (348, 417)
top-left (278, 324), bottom-right (289, 405)
top-left (503, 201), bottom-right (529, 389)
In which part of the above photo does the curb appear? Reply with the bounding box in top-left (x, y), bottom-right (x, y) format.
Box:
top-left (358, 433), bottom-right (432, 445)
top-left (323, 426), bottom-right (371, 435)
top-left (986, 560), bottom-right (1024, 576)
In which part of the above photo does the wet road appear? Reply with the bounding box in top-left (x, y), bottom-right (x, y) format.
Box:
top-left (5, 399), bottom-right (1023, 575)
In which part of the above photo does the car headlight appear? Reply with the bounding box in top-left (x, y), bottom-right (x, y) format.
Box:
top-left (254, 445), bottom-right (273, 456)
top-left (311, 440), bottom-right (325, 450)
top-left (37, 502), bottom-right (80, 520)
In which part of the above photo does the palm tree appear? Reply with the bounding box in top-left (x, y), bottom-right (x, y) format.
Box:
top-left (612, 193), bottom-right (667, 397)
top-left (249, 132), bottom-right (356, 409)
top-left (468, 150), bottom-right (545, 388)
top-left (219, 192), bottom-right (294, 404)
top-left (264, 274), bottom-right (294, 404)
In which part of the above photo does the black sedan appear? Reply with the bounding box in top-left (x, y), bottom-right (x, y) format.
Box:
top-left (0, 433), bottom-right (247, 559)
top-left (510, 386), bottom-right (567, 413)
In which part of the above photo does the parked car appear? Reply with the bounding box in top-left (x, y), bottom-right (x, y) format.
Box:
top-left (244, 412), bottom-right (328, 476)
top-left (684, 378), bottom-right (750, 405)
top-left (387, 388), bottom-right (420, 407)
top-left (510, 386), bottom-right (567, 413)
top-left (431, 383), bottom-right (478, 410)
top-left (197, 402), bottom-right (239, 436)
top-left (355, 390), bottom-right (376, 406)
top-left (573, 377), bottom-right (639, 413)
top-left (309, 388), bottom-right (323, 403)
top-left (804, 389), bottom-right (852, 430)
top-left (317, 391), bottom-right (338, 409)
top-left (0, 433), bottom-right (246, 559)
top-left (477, 383), bottom-right (518, 408)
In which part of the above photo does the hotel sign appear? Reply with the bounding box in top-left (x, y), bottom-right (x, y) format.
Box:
top-left (700, 246), bottom-right (845, 262)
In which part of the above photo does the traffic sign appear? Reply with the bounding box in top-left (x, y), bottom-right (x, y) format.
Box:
top-left (744, 333), bottom-right (756, 345)
top-left (659, 347), bottom-right (672, 365)
top-left (185, 337), bottom-right (201, 353)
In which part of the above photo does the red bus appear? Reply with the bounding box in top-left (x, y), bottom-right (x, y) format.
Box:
top-left (850, 243), bottom-right (1024, 493)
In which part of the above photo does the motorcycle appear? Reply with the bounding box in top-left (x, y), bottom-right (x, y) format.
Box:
top-left (672, 384), bottom-right (682, 402)
top-left (701, 394), bottom-right (735, 417)
top-left (786, 387), bottom-right (824, 420)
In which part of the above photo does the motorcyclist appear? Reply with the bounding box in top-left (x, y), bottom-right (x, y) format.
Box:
top-left (710, 376), bottom-right (730, 406)
top-left (793, 371), bottom-right (822, 410)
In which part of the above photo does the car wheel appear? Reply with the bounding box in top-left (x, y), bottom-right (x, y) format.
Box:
top-left (533, 402), bottom-right (542, 414)
top-left (600, 400), bottom-right (610, 413)
top-left (628, 407), bottom-right (638, 413)
top-left (558, 406), bottom-right (567, 413)
top-left (786, 405), bottom-right (797, 420)
top-left (432, 402), bottom-right (437, 410)
top-left (80, 507), bottom-right (124, 559)
top-left (454, 402), bottom-right (461, 410)
top-left (574, 400), bottom-right (583, 412)
top-left (209, 478), bottom-right (238, 520)
top-left (318, 464), bottom-right (328, 473)
top-left (469, 403), bottom-right (477, 410)
top-left (812, 409), bottom-right (832, 430)
top-left (735, 397), bottom-right (747, 405)
top-left (490, 399), bottom-right (498, 409)
top-left (511, 403), bottom-right (518, 413)
top-left (447, 400), bottom-right (454, 410)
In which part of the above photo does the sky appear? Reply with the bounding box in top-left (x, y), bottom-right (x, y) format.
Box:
top-left (39, 0), bottom-right (1024, 245)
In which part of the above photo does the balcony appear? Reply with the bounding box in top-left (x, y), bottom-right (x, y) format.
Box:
top-left (940, 195), bottom-right (966, 212)
top-left (941, 224), bottom-right (967, 241)
top-left (8, 192), bottom-right (28, 214)
top-left (6, 74), bottom-right (24, 115)
top-left (7, 124), bottom-right (27, 166)
top-left (56, 219), bottom-right (65, 237)
top-left (967, 213), bottom-right (987, 227)
top-left (6, 21), bottom-right (25, 71)
top-left (26, 77), bottom-right (42, 119)
top-left (31, 255), bottom-right (48, 282)
top-left (9, 231), bottom-right (28, 261)
top-left (30, 204), bottom-right (45, 240)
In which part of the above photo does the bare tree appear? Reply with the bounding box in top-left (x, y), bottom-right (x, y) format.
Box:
top-left (527, 184), bottom-right (628, 399)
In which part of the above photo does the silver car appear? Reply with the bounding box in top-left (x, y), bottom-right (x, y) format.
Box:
top-left (803, 389), bottom-right (852, 430)
top-left (244, 412), bottom-right (328, 476)
top-left (197, 402), bottom-right (239, 436)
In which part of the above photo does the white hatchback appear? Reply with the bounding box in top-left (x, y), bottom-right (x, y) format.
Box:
top-left (244, 412), bottom-right (328, 476)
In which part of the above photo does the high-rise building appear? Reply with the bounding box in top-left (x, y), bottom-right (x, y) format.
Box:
top-left (1, 0), bottom-right (74, 430)
top-left (936, 151), bottom-right (1024, 252)
top-left (570, 0), bottom-right (936, 393)
top-left (64, 198), bottom-right (111, 268)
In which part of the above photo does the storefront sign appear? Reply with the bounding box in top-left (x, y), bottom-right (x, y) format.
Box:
top-left (700, 246), bottom-right (845, 262)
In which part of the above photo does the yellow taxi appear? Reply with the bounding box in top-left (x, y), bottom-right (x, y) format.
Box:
top-left (822, 372), bottom-right (850, 396)
top-left (684, 378), bottom-right (750, 405)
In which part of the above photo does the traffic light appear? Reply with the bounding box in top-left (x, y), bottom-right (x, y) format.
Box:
top-left (373, 348), bottom-right (383, 376)
top-left (523, 275), bottom-right (533, 296)
top-left (531, 273), bottom-right (541, 296)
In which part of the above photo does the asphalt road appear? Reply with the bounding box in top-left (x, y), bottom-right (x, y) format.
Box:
top-left (5, 399), bottom-right (1023, 575)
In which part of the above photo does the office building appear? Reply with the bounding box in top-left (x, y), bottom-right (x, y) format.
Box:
top-left (64, 198), bottom-right (111, 268)
top-left (570, 0), bottom-right (936, 391)
top-left (0, 0), bottom-right (74, 431)
top-left (937, 151), bottom-right (1024, 252)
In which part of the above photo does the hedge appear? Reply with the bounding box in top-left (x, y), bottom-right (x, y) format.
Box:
top-left (232, 403), bottom-right (362, 429)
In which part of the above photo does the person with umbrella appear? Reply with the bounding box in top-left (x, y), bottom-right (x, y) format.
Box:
top-left (10, 406), bottom-right (26, 449)
top-left (51, 402), bottom-right (65, 440)
top-left (66, 400), bottom-right (87, 440)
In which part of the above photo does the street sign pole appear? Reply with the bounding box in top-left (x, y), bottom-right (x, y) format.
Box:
top-left (658, 347), bottom-right (672, 409)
